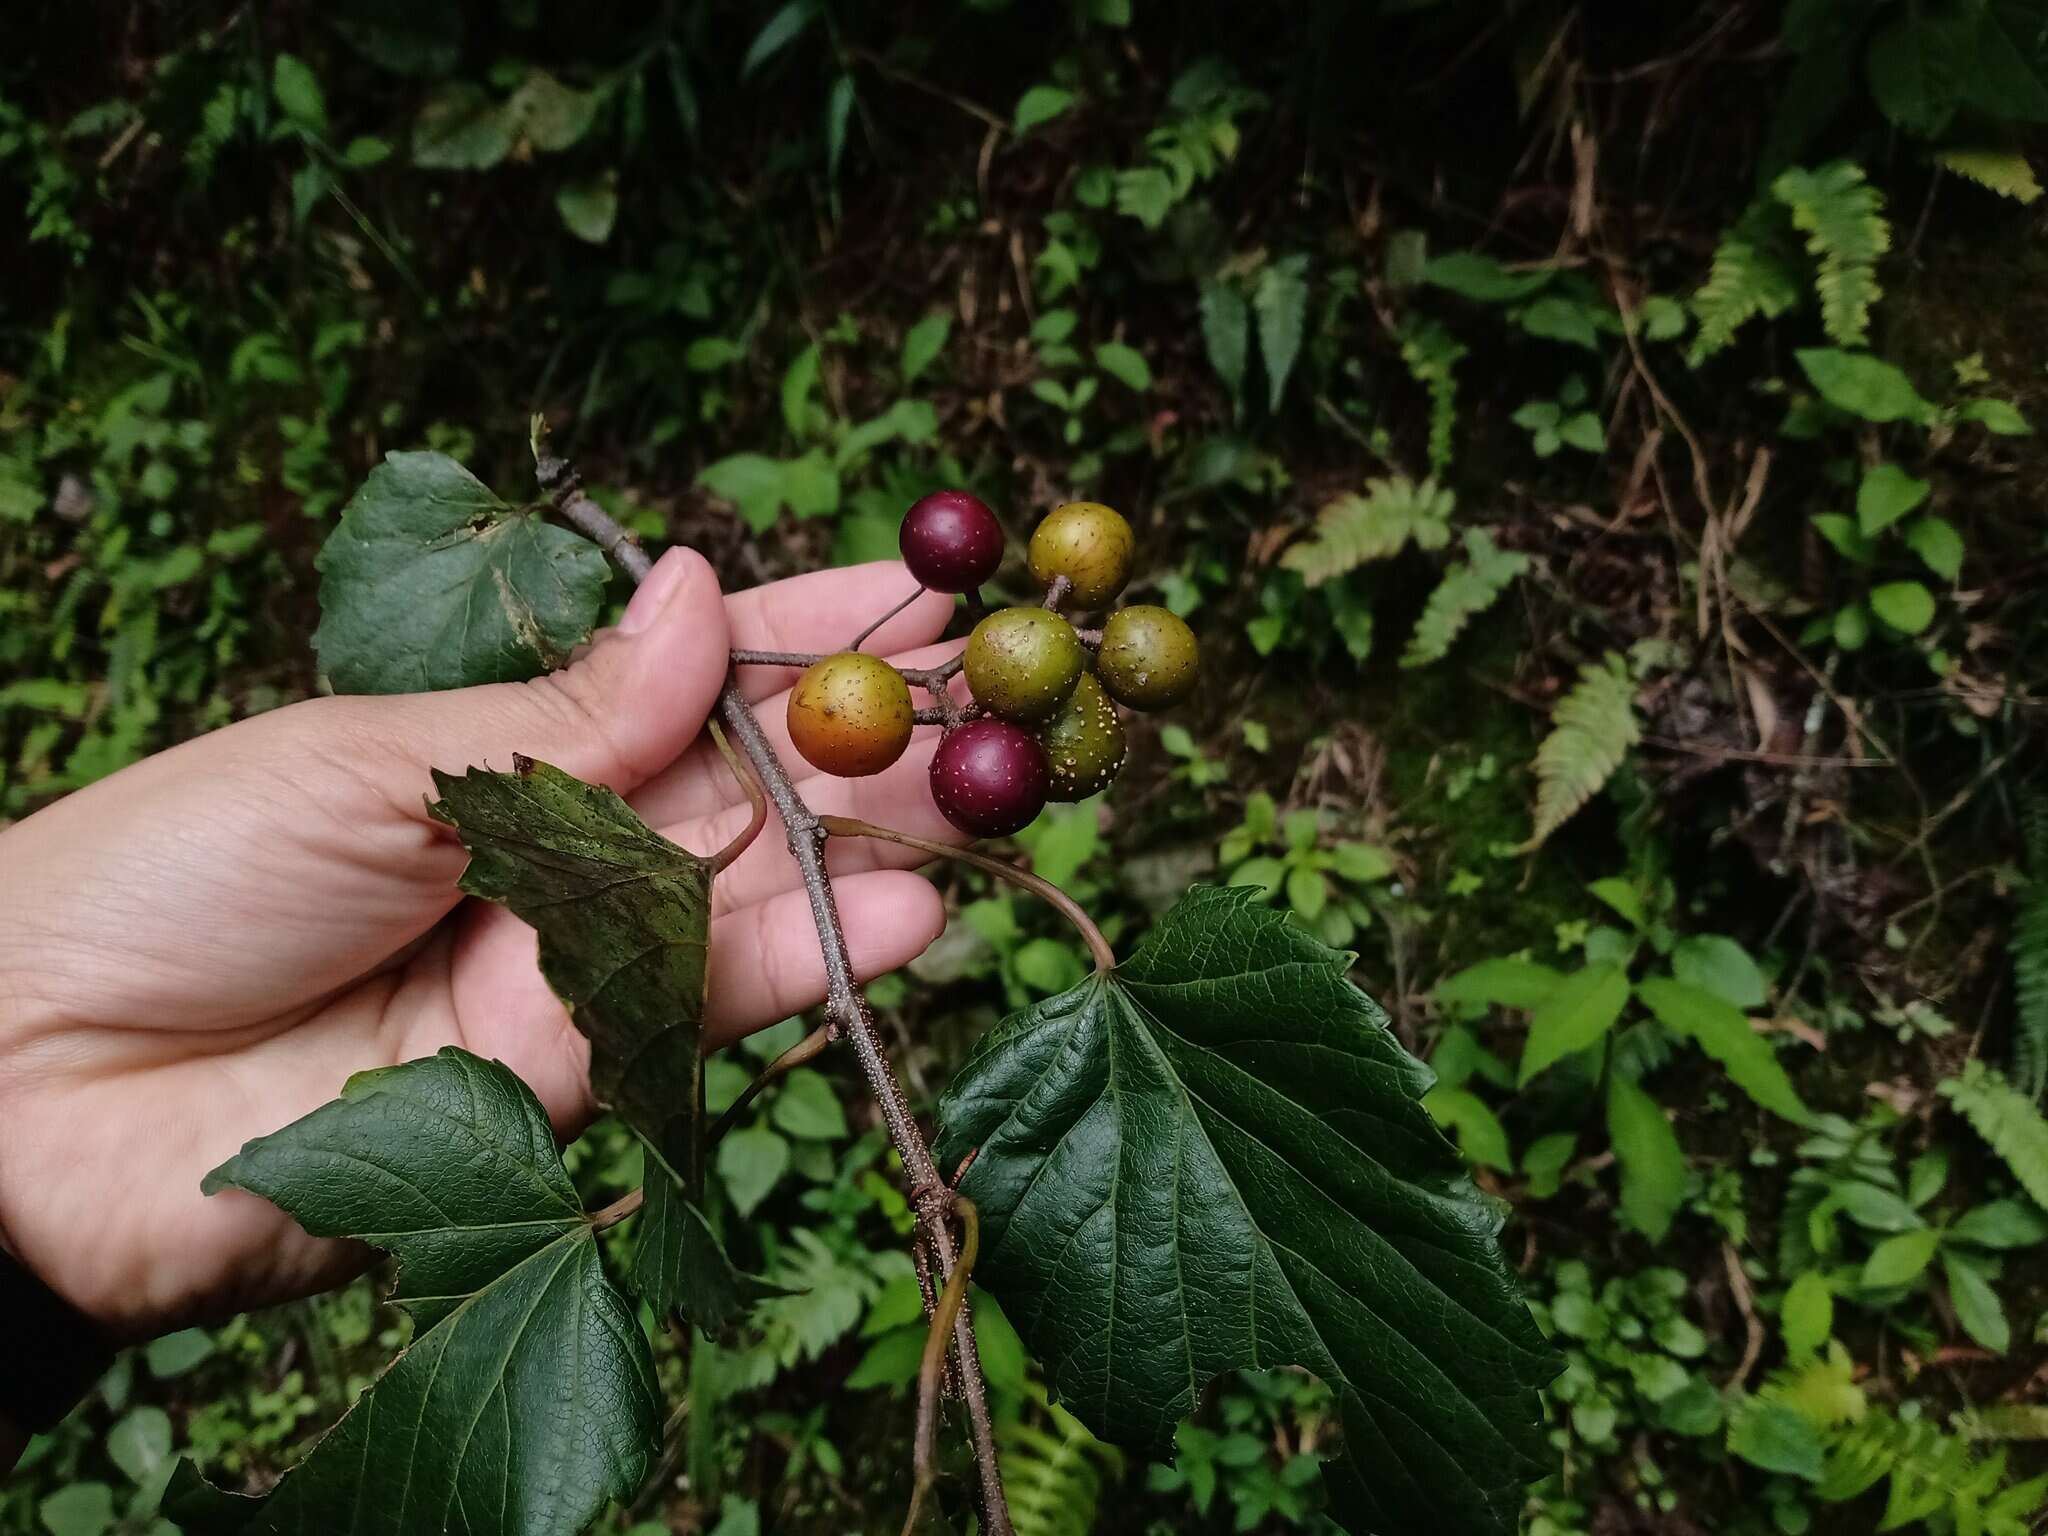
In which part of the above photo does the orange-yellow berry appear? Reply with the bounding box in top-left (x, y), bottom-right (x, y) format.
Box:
top-left (786, 653), bottom-right (914, 777)
top-left (1028, 501), bottom-right (1134, 608)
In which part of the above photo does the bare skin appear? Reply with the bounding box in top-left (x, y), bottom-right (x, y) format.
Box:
top-left (0, 551), bottom-right (973, 1363)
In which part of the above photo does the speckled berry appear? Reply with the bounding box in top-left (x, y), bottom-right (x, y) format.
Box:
top-left (900, 490), bottom-right (1005, 593)
top-left (1037, 672), bottom-right (1125, 801)
top-left (786, 652), bottom-right (915, 777)
top-left (1095, 605), bottom-right (1198, 710)
top-left (963, 606), bottom-right (1085, 724)
top-left (929, 718), bottom-right (1051, 837)
top-left (1028, 501), bottom-right (1134, 608)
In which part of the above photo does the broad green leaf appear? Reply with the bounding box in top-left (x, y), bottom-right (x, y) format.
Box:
top-left (900, 313), bottom-right (951, 385)
top-left (556, 176), bottom-right (618, 243)
top-left (1795, 348), bottom-right (1936, 425)
top-left (1587, 877), bottom-right (1647, 930)
top-left (630, 1175), bottom-right (767, 1337)
top-left (412, 83), bottom-right (514, 169)
top-left (1855, 463), bottom-right (1930, 536)
top-left (430, 760), bottom-right (709, 1175)
top-left (1522, 1133), bottom-right (1577, 1198)
top-left (1421, 251), bottom-right (1551, 303)
top-left (1869, 580), bottom-right (1936, 634)
top-left (935, 888), bottom-right (1558, 1536)
top-left (1253, 255), bottom-right (1309, 410)
top-left (1518, 963), bottom-right (1630, 1085)
top-left (428, 761), bottom-right (747, 1332)
top-left (1424, 1087), bottom-right (1514, 1172)
top-left (1781, 1270), bottom-right (1833, 1356)
top-left (271, 54), bottom-right (328, 135)
top-left (170, 1049), bottom-right (658, 1535)
top-left (699, 453), bottom-right (796, 533)
top-left (1607, 1074), bottom-right (1684, 1242)
top-left (1905, 516), bottom-right (1965, 581)
top-left (1200, 283), bottom-right (1249, 413)
top-left (1013, 84), bottom-right (1075, 135)
top-left (1636, 979), bottom-right (1809, 1123)
top-left (770, 1068), bottom-right (849, 1141)
top-left (717, 1123), bottom-right (790, 1217)
top-left (1958, 397), bottom-right (2032, 435)
top-left (1728, 1398), bottom-right (1826, 1481)
top-left (1941, 1251), bottom-right (2009, 1354)
top-left (38, 1484), bottom-right (114, 1536)
top-left (1436, 957), bottom-right (1565, 1011)
top-left (314, 451), bottom-right (609, 693)
top-left (1670, 935), bottom-right (1767, 1009)
top-left (1861, 1228), bottom-right (1939, 1289)
top-left (144, 1329), bottom-right (214, 1379)
top-left (1519, 296), bottom-right (1601, 349)
top-left (107, 1406), bottom-right (173, 1487)
top-left (504, 71), bottom-right (597, 152)
top-left (741, 1), bottom-right (816, 78)
top-left (1095, 342), bottom-right (1153, 391)
top-left (1949, 1198), bottom-right (2048, 1249)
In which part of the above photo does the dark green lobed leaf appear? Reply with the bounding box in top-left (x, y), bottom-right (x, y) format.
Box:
top-left (314, 450), bottom-right (609, 694)
top-left (429, 759), bottom-right (710, 1178)
top-left (935, 886), bottom-right (1559, 1536)
top-left (428, 759), bottom-right (756, 1332)
top-left (173, 1049), bottom-right (658, 1536)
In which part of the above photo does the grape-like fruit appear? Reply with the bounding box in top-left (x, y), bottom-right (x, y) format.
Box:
top-left (1028, 501), bottom-right (1134, 608)
top-left (900, 490), bottom-right (1004, 593)
top-left (1095, 605), bottom-right (1199, 710)
top-left (1037, 672), bottom-right (1125, 801)
top-left (929, 718), bottom-right (1051, 837)
top-left (963, 607), bottom-right (1084, 724)
top-left (786, 652), bottom-right (915, 777)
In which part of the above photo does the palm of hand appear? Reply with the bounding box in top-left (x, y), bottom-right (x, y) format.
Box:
top-left (0, 555), bottom-right (964, 1337)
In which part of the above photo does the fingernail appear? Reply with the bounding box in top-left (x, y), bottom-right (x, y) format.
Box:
top-left (619, 550), bottom-right (691, 636)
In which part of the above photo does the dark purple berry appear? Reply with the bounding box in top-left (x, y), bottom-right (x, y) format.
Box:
top-left (929, 717), bottom-right (1051, 838)
top-left (900, 490), bottom-right (1004, 594)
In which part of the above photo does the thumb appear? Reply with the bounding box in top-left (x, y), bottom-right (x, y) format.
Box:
top-left (357, 546), bottom-right (731, 805)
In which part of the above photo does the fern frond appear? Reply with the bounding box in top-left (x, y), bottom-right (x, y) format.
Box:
top-left (1001, 1391), bottom-right (1123, 1536)
top-left (1688, 205), bottom-right (1801, 362)
top-left (1941, 1060), bottom-right (2048, 1209)
top-left (1280, 475), bottom-right (1454, 587)
top-left (1401, 320), bottom-right (1466, 476)
top-left (1400, 528), bottom-right (1530, 669)
top-left (1817, 1409), bottom-right (2039, 1535)
top-left (1772, 161), bottom-right (1890, 349)
top-left (1938, 148), bottom-right (2043, 206)
top-left (2012, 799), bottom-right (2048, 1098)
top-left (1761, 1341), bottom-right (1866, 1428)
top-left (1524, 654), bottom-right (1639, 849)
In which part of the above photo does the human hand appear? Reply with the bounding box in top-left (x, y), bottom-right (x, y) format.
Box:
top-left (0, 550), bottom-right (969, 1338)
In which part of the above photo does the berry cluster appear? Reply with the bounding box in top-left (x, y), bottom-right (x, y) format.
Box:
top-left (785, 492), bottom-right (1198, 839)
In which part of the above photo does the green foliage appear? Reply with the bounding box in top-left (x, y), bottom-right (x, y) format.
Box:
top-left (1941, 1061), bottom-right (2048, 1210)
top-left (1001, 1392), bottom-right (1123, 1536)
top-left (1688, 206), bottom-right (1802, 362)
top-left (2013, 800), bottom-right (2048, 1098)
top-left (937, 887), bottom-right (1559, 1536)
top-left (1280, 475), bottom-right (1455, 586)
top-left (1772, 161), bottom-right (1890, 349)
top-left (169, 1050), bottom-right (659, 1534)
top-left (1401, 529), bottom-right (1530, 669)
top-left (314, 452), bottom-right (610, 694)
top-left (1815, 1409), bottom-right (2048, 1535)
top-left (1526, 655), bottom-right (1639, 848)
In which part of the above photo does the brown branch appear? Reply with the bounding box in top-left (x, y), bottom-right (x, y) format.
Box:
top-left (544, 471), bottom-right (1012, 1535)
top-left (730, 647), bottom-right (967, 696)
top-left (819, 815), bottom-right (1116, 973)
top-left (849, 582), bottom-right (930, 653)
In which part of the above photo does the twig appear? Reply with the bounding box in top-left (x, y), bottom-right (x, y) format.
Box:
top-left (820, 815), bottom-right (1116, 973)
top-left (532, 416), bottom-right (653, 581)
top-left (705, 722), bottom-right (767, 874)
top-left (1722, 1242), bottom-right (1763, 1392)
top-left (904, 1196), bottom-right (978, 1536)
top-left (849, 583), bottom-right (930, 653)
top-left (544, 474), bottom-right (1013, 1535)
top-left (731, 648), bottom-right (968, 696)
top-left (708, 1024), bottom-right (830, 1145)
top-left (588, 1186), bottom-right (646, 1231)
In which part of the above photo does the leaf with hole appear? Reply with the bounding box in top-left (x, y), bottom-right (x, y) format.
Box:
top-left (314, 451), bottom-right (610, 693)
top-left (935, 887), bottom-right (1557, 1536)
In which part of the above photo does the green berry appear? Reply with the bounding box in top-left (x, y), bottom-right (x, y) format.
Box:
top-left (1095, 605), bottom-right (1198, 710)
top-left (1028, 501), bottom-right (1134, 609)
top-left (963, 606), bottom-right (1085, 724)
top-left (1037, 672), bottom-right (1125, 801)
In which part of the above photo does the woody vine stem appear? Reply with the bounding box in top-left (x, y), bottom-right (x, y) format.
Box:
top-left (535, 434), bottom-right (1015, 1535)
